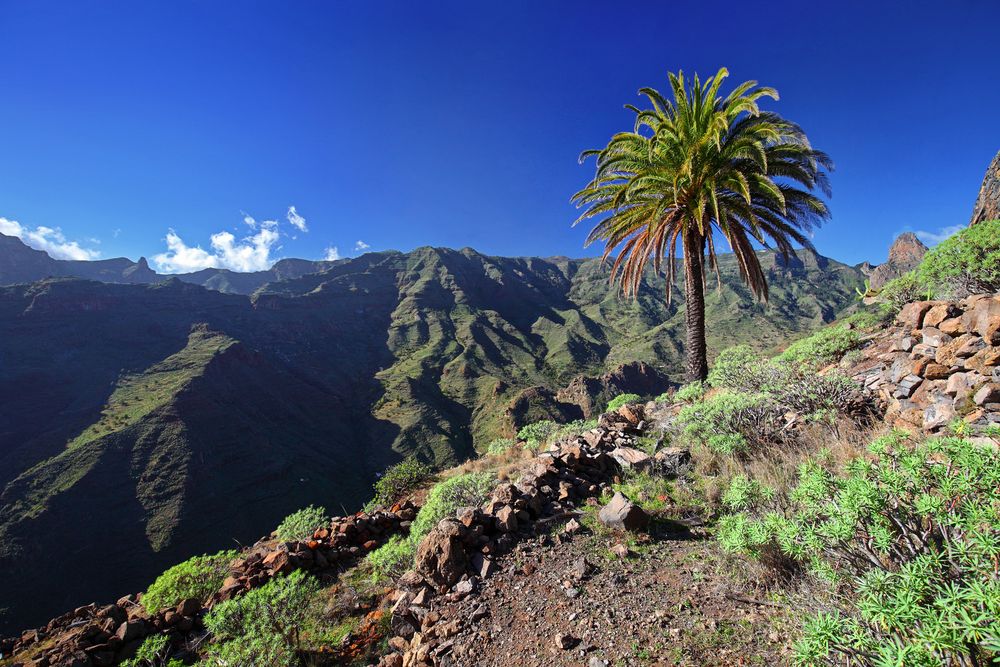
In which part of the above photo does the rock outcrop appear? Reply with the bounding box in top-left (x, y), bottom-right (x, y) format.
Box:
top-left (862, 232), bottom-right (928, 289)
top-left (970, 150), bottom-right (1000, 226)
top-left (847, 294), bottom-right (1000, 434)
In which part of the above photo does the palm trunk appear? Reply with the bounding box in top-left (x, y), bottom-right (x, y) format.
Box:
top-left (683, 231), bottom-right (708, 382)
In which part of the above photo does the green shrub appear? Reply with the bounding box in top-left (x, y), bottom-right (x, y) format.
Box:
top-left (121, 634), bottom-right (182, 667)
top-left (553, 418), bottom-right (598, 440)
top-left (275, 505), bottom-right (330, 542)
top-left (367, 472), bottom-right (495, 580)
top-left (777, 325), bottom-right (862, 369)
top-left (365, 458), bottom-right (432, 511)
top-left (678, 391), bottom-right (785, 455)
top-left (367, 534), bottom-right (414, 581)
top-left (143, 550), bottom-right (236, 614)
top-left (674, 382), bottom-right (704, 403)
top-left (409, 472), bottom-right (495, 542)
top-left (877, 270), bottom-right (931, 312)
top-left (205, 570), bottom-right (320, 667)
top-left (654, 391), bottom-right (672, 403)
top-left (918, 219), bottom-right (1000, 296)
top-left (719, 434), bottom-right (1000, 666)
top-left (485, 437), bottom-right (517, 455)
top-left (606, 393), bottom-right (641, 412)
top-left (517, 420), bottom-right (559, 449)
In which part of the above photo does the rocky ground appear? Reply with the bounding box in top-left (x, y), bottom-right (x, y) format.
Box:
top-left (405, 517), bottom-right (792, 667)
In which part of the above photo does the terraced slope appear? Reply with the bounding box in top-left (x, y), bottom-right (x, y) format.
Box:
top-left (0, 246), bottom-right (862, 631)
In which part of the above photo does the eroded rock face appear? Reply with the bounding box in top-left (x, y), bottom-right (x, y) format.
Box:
top-left (970, 150), bottom-right (1000, 226)
top-left (864, 232), bottom-right (929, 289)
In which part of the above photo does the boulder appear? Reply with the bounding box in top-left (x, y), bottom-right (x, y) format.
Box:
top-left (924, 303), bottom-right (960, 329)
top-left (414, 521), bottom-right (468, 589)
top-left (609, 447), bottom-right (652, 471)
top-left (893, 375), bottom-right (922, 399)
top-left (924, 397), bottom-right (956, 431)
top-left (653, 447), bottom-right (692, 477)
top-left (922, 327), bottom-right (952, 348)
top-left (598, 492), bottom-right (648, 532)
top-left (974, 384), bottom-right (1000, 406)
top-left (896, 301), bottom-right (936, 330)
top-left (961, 297), bottom-right (1000, 344)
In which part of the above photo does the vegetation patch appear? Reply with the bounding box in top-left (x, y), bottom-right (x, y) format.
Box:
top-left (142, 550), bottom-right (237, 614)
top-left (718, 433), bottom-right (1000, 666)
top-left (275, 505), bottom-right (330, 542)
top-left (364, 459), bottom-right (432, 512)
top-left (606, 393), bottom-right (641, 412)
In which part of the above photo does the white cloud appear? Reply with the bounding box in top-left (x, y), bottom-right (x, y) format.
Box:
top-left (323, 246), bottom-right (340, 261)
top-left (0, 217), bottom-right (101, 260)
top-left (286, 206), bottom-right (307, 233)
top-left (112, 228), bottom-right (122, 238)
top-left (914, 225), bottom-right (964, 246)
top-left (242, 214), bottom-right (257, 229)
top-left (152, 224), bottom-right (282, 274)
top-left (354, 240), bottom-right (370, 252)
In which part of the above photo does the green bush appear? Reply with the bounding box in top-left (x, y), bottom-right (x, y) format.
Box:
top-left (409, 472), bottom-right (495, 542)
top-left (366, 471), bottom-right (495, 580)
top-left (365, 458), bottom-right (432, 511)
top-left (719, 434), bottom-right (1000, 666)
top-left (777, 325), bottom-right (862, 369)
top-left (674, 382), bottom-right (705, 403)
top-left (553, 418), bottom-right (598, 440)
top-left (918, 219), bottom-right (1000, 296)
top-left (121, 635), bottom-right (182, 667)
top-left (275, 505), bottom-right (330, 542)
top-left (367, 534), bottom-right (414, 581)
top-left (143, 550), bottom-right (236, 614)
top-left (485, 437), bottom-right (517, 455)
top-left (606, 393), bottom-right (641, 412)
top-left (877, 270), bottom-right (931, 313)
top-left (517, 420), bottom-right (559, 449)
top-left (678, 391), bottom-right (785, 455)
top-left (205, 570), bottom-right (320, 667)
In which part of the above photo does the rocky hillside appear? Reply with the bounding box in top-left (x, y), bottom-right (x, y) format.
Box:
top-left (0, 245), bottom-right (863, 634)
top-left (7, 287), bottom-right (999, 666)
top-left (971, 150), bottom-right (1000, 225)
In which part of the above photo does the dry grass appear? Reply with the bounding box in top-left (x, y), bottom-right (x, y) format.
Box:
top-left (692, 417), bottom-right (880, 512)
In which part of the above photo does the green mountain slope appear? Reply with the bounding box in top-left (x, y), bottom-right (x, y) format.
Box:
top-left (0, 246), bottom-right (862, 632)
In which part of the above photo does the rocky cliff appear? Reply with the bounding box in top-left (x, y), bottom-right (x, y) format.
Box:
top-left (861, 232), bottom-right (928, 289)
top-left (970, 150), bottom-right (1000, 226)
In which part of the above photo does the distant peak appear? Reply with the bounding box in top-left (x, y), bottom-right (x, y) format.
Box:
top-left (887, 232), bottom-right (928, 266)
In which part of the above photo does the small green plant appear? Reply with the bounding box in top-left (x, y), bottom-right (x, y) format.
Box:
top-left (777, 325), bottom-right (862, 369)
top-left (409, 472), bottom-right (495, 541)
top-left (121, 635), bottom-right (182, 667)
top-left (205, 570), bottom-right (320, 667)
top-left (719, 434), bottom-right (1000, 666)
top-left (876, 270), bottom-right (931, 312)
top-left (918, 219), bottom-right (1000, 296)
top-left (367, 534), bottom-right (414, 580)
top-left (142, 550), bottom-right (236, 614)
top-left (674, 381), bottom-right (705, 403)
top-left (517, 420), bottom-right (559, 449)
top-left (677, 391), bottom-right (785, 455)
top-left (275, 505), bottom-right (330, 542)
top-left (606, 393), bottom-right (641, 412)
top-left (485, 437), bottom-right (517, 455)
top-left (365, 458), bottom-right (432, 511)
top-left (612, 471), bottom-right (673, 512)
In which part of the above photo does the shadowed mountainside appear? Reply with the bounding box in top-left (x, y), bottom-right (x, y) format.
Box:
top-left (0, 244), bottom-right (863, 632)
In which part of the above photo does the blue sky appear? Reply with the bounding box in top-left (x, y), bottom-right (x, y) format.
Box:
top-left (0, 1), bottom-right (997, 272)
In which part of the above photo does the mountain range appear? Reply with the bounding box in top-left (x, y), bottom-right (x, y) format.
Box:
top-left (0, 232), bottom-right (864, 632)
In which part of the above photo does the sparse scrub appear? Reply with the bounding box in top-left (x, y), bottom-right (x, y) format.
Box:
top-left (204, 570), bottom-right (320, 667)
top-left (367, 534), bottom-right (414, 581)
top-left (678, 391), bottom-right (786, 455)
top-left (606, 393), bottom-right (641, 412)
top-left (719, 433), bottom-right (1000, 666)
top-left (275, 505), bottom-right (330, 542)
top-left (365, 459), bottom-right (432, 512)
top-left (142, 550), bottom-right (236, 614)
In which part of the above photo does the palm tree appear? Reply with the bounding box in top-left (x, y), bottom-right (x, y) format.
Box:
top-left (572, 68), bottom-right (832, 381)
